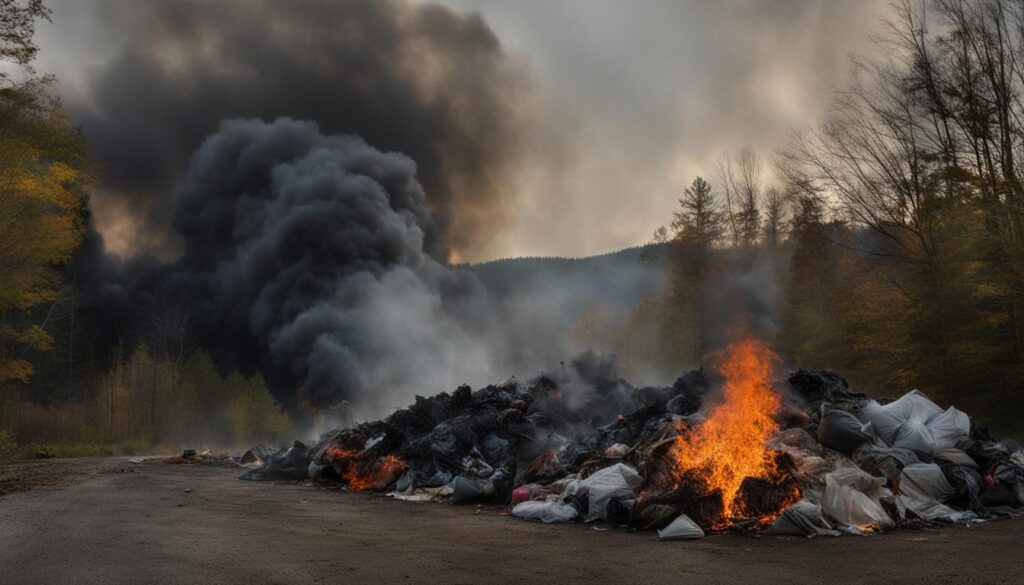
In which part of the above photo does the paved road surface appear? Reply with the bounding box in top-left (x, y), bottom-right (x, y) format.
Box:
top-left (0, 458), bottom-right (1019, 585)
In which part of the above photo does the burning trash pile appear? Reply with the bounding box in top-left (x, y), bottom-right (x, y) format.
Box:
top-left (241, 338), bottom-right (1024, 539)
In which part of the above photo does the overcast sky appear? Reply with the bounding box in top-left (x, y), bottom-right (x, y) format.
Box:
top-left (35, 0), bottom-right (887, 261)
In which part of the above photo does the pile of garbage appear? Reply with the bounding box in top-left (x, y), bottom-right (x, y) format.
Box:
top-left (241, 361), bottom-right (1024, 539)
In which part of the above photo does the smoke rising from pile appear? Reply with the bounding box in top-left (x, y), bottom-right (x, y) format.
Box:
top-left (168, 118), bottom-right (501, 411)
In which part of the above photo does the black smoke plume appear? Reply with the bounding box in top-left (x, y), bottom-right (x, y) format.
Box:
top-left (158, 117), bottom-right (495, 409)
top-left (69, 0), bottom-right (525, 261)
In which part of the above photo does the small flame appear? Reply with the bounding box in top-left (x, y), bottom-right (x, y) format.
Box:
top-left (325, 446), bottom-right (407, 491)
top-left (670, 337), bottom-right (792, 525)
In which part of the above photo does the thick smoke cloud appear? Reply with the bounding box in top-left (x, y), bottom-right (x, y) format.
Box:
top-left (62, 0), bottom-right (525, 262)
top-left (67, 116), bottom-right (661, 416)
top-left (169, 118), bottom-right (496, 410)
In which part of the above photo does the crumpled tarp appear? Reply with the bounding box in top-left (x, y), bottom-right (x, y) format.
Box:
top-left (900, 463), bottom-right (955, 503)
top-left (857, 391), bottom-right (969, 457)
top-left (895, 462), bottom-right (977, 523)
top-left (817, 409), bottom-right (873, 456)
top-left (852, 444), bottom-right (920, 480)
top-left (240, 441), bottom-right (310, 481)
top-left (822, 460), bottom-right (895, 533)
top-left (768, 500), bottom-right (840, 538)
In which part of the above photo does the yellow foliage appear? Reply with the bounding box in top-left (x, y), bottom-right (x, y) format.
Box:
top-left (0, 358), bottom-right (34, 384)
top-left (0, 87), bottom-right (92, 383)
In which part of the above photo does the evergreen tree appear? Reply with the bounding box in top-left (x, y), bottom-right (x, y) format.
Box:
top-left (667, 176), bottom-right (727, 361)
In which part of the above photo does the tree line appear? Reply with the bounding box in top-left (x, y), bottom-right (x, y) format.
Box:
top-left (1, 345), bottom-right (292, 451)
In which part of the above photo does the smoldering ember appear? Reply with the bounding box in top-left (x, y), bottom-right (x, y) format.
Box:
top-left (5, 1), bottom-right (1024, 584)
top-left (226, 338), bottom-right (1023, 538)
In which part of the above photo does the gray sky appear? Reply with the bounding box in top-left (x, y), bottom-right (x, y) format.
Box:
top-left (35, 0), bottom-right (886, 261)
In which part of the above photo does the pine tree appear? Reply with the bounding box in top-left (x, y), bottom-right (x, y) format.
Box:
top-left (667, 177), bottom-right (727, 361)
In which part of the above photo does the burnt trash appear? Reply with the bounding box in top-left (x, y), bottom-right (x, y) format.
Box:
top-left (939, 461), bottom-right (986, 512)
top-left (451, 476), bottom-right (494, 504)
top-left (630, 503), bottom-right (678, 530)
top-left (776, 406), bottom-right (813, 430)
top-left (787, 370), bottom-right (864, 410)
top-left (817, 410), bottom-right (873, 456)
top-left (232, 365), bottom-right (1023, 539)
top-left (242, 441), bottom-right (310, 481)
top-left (604, 497), bottom-right (635, 526)
top-left (636, 474), bottom-right (726, 532)
top-left (733, 474), bottom-right (800, 521)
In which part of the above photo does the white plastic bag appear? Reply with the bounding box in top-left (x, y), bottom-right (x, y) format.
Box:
top-left (926, 407), bottom-right (970, 454)
top-left (510, 500), bottom-right (578, 523)
top-left (856, 391), bottom-right (969, 457)
top-left (768, 500), bottom-right (841, 538)
top-left (577, 463), bottom-right (643, 522)
top-left (657, 514), bottom-right (704, 540)
top-left (900, 463), bottom-right (955, 503)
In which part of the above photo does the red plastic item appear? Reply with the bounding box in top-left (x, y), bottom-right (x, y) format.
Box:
top-left (983, 473), bottom-right (996, 489)
top-left (512, 483), bottom-right (541, 505)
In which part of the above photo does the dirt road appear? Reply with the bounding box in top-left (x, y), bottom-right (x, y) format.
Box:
top-left (0, 458), bottom-right (1020, 585)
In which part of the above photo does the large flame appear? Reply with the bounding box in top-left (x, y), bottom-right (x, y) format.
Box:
top-left (671, 337), bottom-right (788, 522)
top-left (325, 446), bottom-right (407, 491)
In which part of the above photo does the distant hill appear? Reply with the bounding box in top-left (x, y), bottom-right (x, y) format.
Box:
top-left (466, 243), bottom-right (668, 311)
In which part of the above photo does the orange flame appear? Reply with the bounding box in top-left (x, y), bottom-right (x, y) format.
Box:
top-left (671, 337), bottom-right (787, 523)
top-left (325, 446), bottom-right (407, 491)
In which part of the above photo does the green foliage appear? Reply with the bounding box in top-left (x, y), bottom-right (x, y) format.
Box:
top-left (229, 373), bottom-right (292, 445)
top-left (1, 344), bottom-right (295, 454)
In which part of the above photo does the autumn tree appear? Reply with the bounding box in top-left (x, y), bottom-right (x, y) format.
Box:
top-left (0, 0), bottom-right (92, 383)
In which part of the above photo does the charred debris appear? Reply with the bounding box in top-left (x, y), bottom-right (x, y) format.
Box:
top-left (227, 357), bottom-right (1024, 539)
